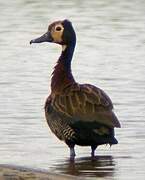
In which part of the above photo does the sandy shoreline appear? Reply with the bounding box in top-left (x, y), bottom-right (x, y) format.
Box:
top-left (0, 165), bottom-right (91, 180)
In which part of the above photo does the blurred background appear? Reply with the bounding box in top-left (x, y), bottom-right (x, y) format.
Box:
top-left (0, 0), bottom-right (145, 179)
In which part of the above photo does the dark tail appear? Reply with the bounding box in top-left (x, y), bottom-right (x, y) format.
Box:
top-left (109, 136), bottom-right (118, 145)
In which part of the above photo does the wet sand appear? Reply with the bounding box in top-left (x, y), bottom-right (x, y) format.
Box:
top-left (0, 165), bottom-right (92, 180)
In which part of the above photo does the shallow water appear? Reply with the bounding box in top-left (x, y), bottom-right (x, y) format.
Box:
top-left (0, 0), bottom-right (145, 179)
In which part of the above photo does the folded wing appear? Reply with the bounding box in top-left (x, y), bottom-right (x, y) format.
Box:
top-left (51, 83), bottom-right (121, 128)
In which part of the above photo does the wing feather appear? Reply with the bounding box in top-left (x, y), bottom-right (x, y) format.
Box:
top-left (51, 83), bottom-right (121, 128)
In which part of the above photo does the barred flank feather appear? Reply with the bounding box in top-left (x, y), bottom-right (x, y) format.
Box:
top-left (45, 82), bottom-right (120, 146)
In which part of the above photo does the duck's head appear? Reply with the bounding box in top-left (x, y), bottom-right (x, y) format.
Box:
top-left (30, 19), bottom-right (76, 47)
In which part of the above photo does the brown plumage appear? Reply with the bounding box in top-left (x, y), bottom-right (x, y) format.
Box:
top-left (30, 19), bottom-right (121, 160)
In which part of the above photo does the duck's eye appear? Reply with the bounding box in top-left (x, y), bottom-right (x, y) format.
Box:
top-left (55, 26), bottom-right (62, 31)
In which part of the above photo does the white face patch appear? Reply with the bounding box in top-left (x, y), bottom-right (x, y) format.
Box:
top-left (62, 45), bottom-right (67, 51)
top-left (51, 23), bottom-right (64, 43)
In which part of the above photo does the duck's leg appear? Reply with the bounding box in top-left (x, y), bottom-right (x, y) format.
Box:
top-left (91, 145), bottom-right (97, 157)
top-left (68, 144), bottom-right (76, 161)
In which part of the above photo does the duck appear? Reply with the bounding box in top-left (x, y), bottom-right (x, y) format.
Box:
top-left (30, 19), bottom-right (121, 160)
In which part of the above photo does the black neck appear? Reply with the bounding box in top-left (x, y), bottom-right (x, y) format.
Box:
top-left (51, 41), bottom-right (76, 92)
top-left (59, 41), bottom-right (76, 70)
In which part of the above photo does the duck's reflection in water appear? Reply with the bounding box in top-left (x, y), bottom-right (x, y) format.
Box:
top-left (52, 156), bottom-right (115, 178)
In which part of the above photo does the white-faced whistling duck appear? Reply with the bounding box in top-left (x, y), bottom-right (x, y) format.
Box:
top-left (30, 19), bottom-right (121, 160)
